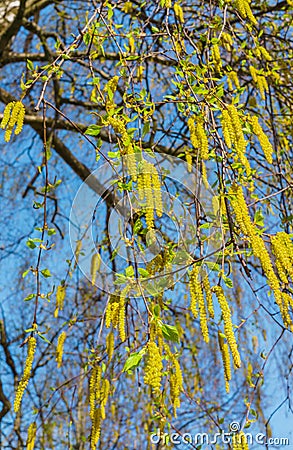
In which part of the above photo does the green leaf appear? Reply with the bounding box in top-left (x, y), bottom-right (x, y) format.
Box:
top-left (133, 219), bottom-right (143, 234)
top-left (223, 274), bottom-right (233, 288)
top-left (37, 333), bottom-right (51, 344)
top-left (26, 59), bottom-right (34, 71)
top-left (41, 269), bottom-right (52, 278)
top-left (22, 269), bottom-right (31, 278)
top-left (123, 351), bottom-right (143, 372)
top-left (125, 265), bottom-right (134, 277)
top-left (85, 125), bottom-right (101, 136)
top-left (153, 305), bottom-right (161, 317)
top-left (24, 294), bottom-right (35, 302)
top-left (138, 268), bottom-right (149, 278)
top-left (161, 324), bottom-right (180, 343)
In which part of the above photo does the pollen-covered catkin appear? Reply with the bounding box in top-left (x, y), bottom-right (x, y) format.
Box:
top-left (144, 341), bottom-right (163, 396)
top-left (56, 331), bottom-right (66, 368)
top-left (271, 232), bottom-right (293, 281)
top-left (14, 336), bottom-right (37, 412)
top-left (26, 422), bottom-right (37, 450)
top-left (174, 2), bottom-right (184, 22)
top-left (229, 184), bottom-right (291, 327)
top-left (232, 431), bottom-right (250, 450)
top-left (1, 101), bottom-right (25, 142)
top-left (202, 274), bottom-right (214, 318)
top-left (189, 265), bottom-right (201, 319)
top-left (212, 286), bottom-right (241, 368)
top-left (250, 116), bottom-right (273, 164)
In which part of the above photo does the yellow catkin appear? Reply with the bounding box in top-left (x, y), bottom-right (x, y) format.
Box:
top-left (189, 265), bottom-right (202, 319)
top-left (198, 276), bottom-right (209, 343)
top-left (249, 65), bottom-right (258, 84)
top-left (0, 102), bottom-right (14, 128)
top-left (188, 116), bottom-right (208, 160)
top-left (90, 252), bottom-right (101, 286)
top-left (233, 431), bottom-right (250, 450)
top-left (56, 331), bottom-right (66, 368)
top-left (174, 2), bottom-right (184, 22)
top-left (259, 46), bottom-right (273, 61)
top-left (257, 75), bottom-right (269, 100)
top-left (107, 117), bottom-right (137, 181)
top-left (250, 116), bottom-right (273, 164)
top-left (221, 32), bottom-right (233, 51)
top-left (170, 357), bottom-right (183, 417)
top-left (91, 407), bottom-right (101, 449)
top-left (143, 165), bottom-right (155, 229)
top-left (118, 294), bottom-right (126, 342)
top-left (55, 284), bottom-right (66, 318)
top-left (227, 105), bottom-right (250, 174)
top-left (211, 44), bottom-right (222, 72)
top-left (26, 422), bottom-right (37, 450)
top-left (186, 151), bottom-right (192, 172)
top-left (221, 109), bottom-right (234, 149)
top-left (243, 1), bottom-right (257, 25)
top-left (235, 0), bottom-right (257, 25)
top-left (100, 378), bottom-right (110, 420)
top-left (14, 337), bottom-right (37, 412)
top-left (138, 160), bottom-right (162, 229)
top-left (228, 71), bottom-right (241, 90)
top-left (188, 117), bottom-right (199, 149)
top-left (150, 163), bottom-right (163, 217)
top-left (213, 286), bottom-right (241, 368)
top-left (202, 273), bottom-right (214, 318)
top-left (105, 295), bottom-right (120, 329)
top-left (106, 331), bottom-right (115, 360)
top-left (218, 332), bottom-right (231, 393)
top-left (144, 341), bottom-right (163, 396)
top-left (229, 184), bottom-right (291, 327)
top-left (271, 232), bottom-right (293, 281)
top-left (1, 101), bottom-right (25, 142)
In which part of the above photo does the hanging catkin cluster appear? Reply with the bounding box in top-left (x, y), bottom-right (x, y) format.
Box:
top-left (137, 159), bottom-right (163, 230)
top-left (212, 286), bottom-right (241, 369)
top-left (221, 105), bottom-right (251, 176)
top-left (249, 66), bottom-right (269, 100)
top-left (227, 70), bottom-right (241, 90)
top-left (187, 116), bottom-right (209, 160)
top-left (234, 0), bottom-right (258, 25)
top-left (56, 331), bottom-right (66, 368)
top-left (105, 287), bottom-right (128, 342)
top-left (250, 116), bottom-right (273, 164)
top-left (107, 116), bottom-right (137, 181)
top-left (232, 431), bottom-right (250, 450)
top-left (229, 184), bottom-right (292, 328)
top-left (14, 336), bottom-right (37, 412)
top-left (1, 101), bottom-right (25, 142)
top-left (26, 422), bottom-right (37, 450)
top-left (271, 232), bottom-right (293, 283)
top-left (144, 341), bottom-right (163, 396)
top-left (189, 266), bottom-right (211, 343)
top-left (89, 365), bottom-right (111, 449)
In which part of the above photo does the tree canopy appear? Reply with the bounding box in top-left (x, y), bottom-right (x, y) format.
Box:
top-left (0, 0), bottom-right (293, 449)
